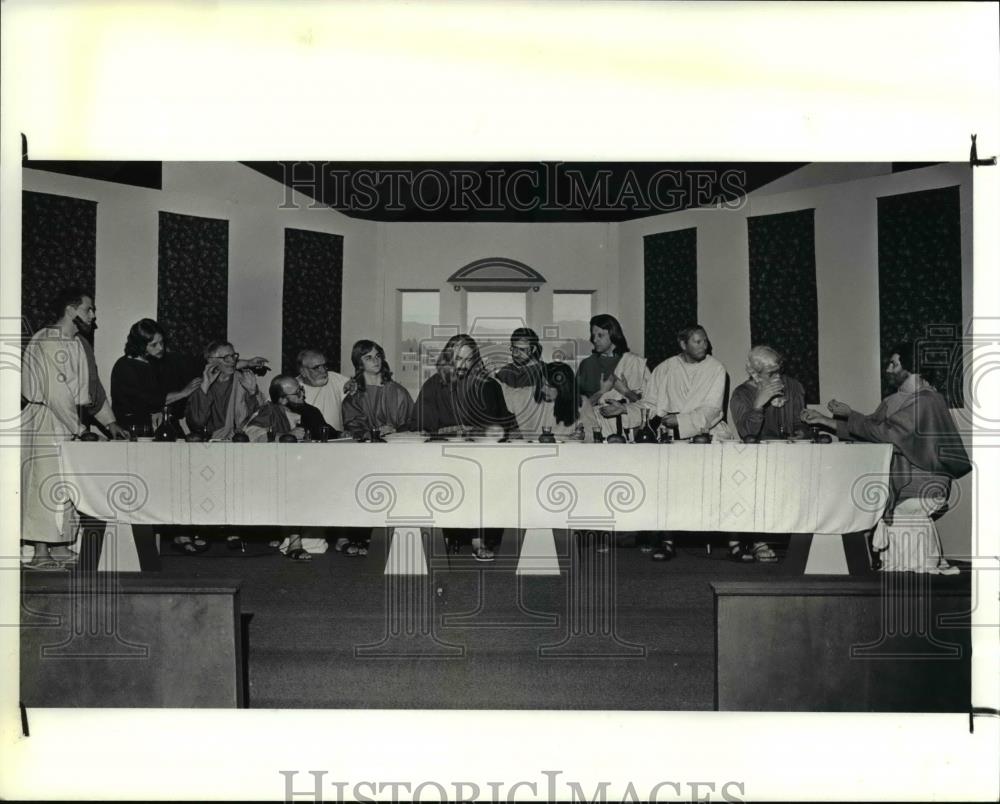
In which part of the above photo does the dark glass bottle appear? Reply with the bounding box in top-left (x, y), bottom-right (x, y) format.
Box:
top-left (633, 409), bottom-right (657, 443)
top-left (153, 407), bottom-right (178, 441)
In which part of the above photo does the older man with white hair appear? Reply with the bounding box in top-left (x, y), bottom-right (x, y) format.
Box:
top-left (728, 345), bottom-right (807, 563)
top-left (296, 348), bottom-right (350, 433)
top-left (729, 345), bottom-right (806, 441)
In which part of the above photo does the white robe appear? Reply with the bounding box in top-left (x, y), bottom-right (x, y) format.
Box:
top-left (580, 351), bottom-right (651, 439)
top-left (299, 372), bottom-right (349, 431)
top-left (21, 327), bottom-right (115, 544)
top-left (642, 354), bottom-right (730, 440)
top-left (500, 383), bottom-right (577, 438)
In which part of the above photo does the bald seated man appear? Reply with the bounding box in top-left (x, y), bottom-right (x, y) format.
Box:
top-left (245, 374), bottom-right (331, 441)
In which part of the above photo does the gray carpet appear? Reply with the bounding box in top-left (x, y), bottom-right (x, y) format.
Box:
top-left (159, 530), bottom-right (793, 709)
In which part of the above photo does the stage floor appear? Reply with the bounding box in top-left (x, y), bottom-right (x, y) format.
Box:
top-left (123, 530), bottom-right (971, 711)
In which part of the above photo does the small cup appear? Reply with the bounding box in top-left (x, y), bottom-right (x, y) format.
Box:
top-left (317, 425), bottom-right (332, 443)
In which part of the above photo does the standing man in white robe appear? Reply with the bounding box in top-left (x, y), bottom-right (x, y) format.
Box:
top-left (641, 323), bottom-right (731, 560)
top-left (21, 288), bottom-right (127, 568)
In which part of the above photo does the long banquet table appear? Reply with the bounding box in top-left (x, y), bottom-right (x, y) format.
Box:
top-left (58, 437), bottom-right (892, 574)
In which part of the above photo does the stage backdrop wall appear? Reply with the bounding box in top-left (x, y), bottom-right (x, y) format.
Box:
top-left (617, 162), bottom-right (974, 558)
top-left (375, 221), bottom-right (618, 372)
top-left (20, 163), bottom-right (377, 392)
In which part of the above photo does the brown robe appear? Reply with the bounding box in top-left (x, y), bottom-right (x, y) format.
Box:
top-left (837, 382), bottom-right (970, 521)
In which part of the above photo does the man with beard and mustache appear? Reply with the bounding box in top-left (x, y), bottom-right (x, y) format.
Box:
top-left (243, 375), bottom-right (333, 561)
top-left (21, 287), bottom-right (128, 568)
top-left (245, 374), bottom-right (330, 441)
top-left (801, 342), bottom-right (970, 574)
top-left (296, 348), bottom-right (351, 433)
top-left (410, 333), bottom-right (518, 560)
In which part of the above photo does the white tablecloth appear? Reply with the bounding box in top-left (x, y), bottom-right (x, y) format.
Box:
top-left (59, 440), bottom-right (892, 534)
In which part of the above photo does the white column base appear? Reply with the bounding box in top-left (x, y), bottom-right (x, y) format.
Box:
top-left (804, 533), bottom-right (849, 575)
top-left (384, 527), bottom-right (429, 575)
top-left (516, 528), bottom-right (560, 576)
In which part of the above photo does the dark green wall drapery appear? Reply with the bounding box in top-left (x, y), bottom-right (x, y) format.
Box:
top-left (21, 191), bottom-right (97, 338)
top-left (643, 228), bottom-right (697, 370)
top-left (877, 185), bottom-right (964, 406)
top-left (282, 228), bottom-right (344, 375)
top-left (157, 211), bottom-right (229, 358)
top-left (748, 209), bottom-right (820, 404)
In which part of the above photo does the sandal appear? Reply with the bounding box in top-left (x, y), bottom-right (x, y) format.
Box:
top-left (172, 537), bottom-right (201, 555)
top-left (752, 542), bottom-right (779, 563)
top-left (472, 546), bottom-right (495, 562)
top-left (728, 542), bottom-right (754, 562)
top-left (344, 542), bottom-right (369, 557)
top-left (285, 547), bottom-right (312, 561)
top-left (49, 550), bottom-right (79, 565)
top-left (652, 541), bottom-right (676, 562)
top-left (25, 557), bottom-right (64, 571)
top-left (191, 535), bottom-right (209, 552)
top-left (333, 536), bottom-right (351, 553)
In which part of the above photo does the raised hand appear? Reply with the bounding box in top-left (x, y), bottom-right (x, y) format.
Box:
top-left (827, 399), bottom-right (851, 418)
top-left (598, 373), bottom-right (615, 395)
top-left (201, 362), bottom-right (222, 393)
top-left (754, 377), bottom-right (785, 409)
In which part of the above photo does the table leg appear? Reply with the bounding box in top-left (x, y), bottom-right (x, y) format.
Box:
top-left (515, 528), bottom-right (560, 576)
top-left (383, 527), bottom-right (429, 575)
top-left (803, 533), bottom-right (849, 575)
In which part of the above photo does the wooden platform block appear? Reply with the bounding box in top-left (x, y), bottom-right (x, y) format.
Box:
top-left (713, 578), bottom-right (971, 712)
top-left (21, 574), bottom-right (244, 708)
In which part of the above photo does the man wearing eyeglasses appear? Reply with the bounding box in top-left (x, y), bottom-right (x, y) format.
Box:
top-left (185, 340), bottom-right (266, 439)
top-left (245, 375), bottom-right (330, 441)
top-left (495, 327), bottom-right (557, 435)
top-left (296, 349), bottom-right (351, 433)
